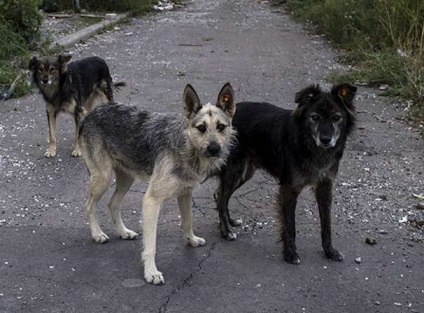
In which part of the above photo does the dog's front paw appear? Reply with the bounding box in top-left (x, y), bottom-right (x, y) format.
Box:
top-left (220, 223), bottom-right (237, 241)
top-left (92, 232), bottom-right (109, 243)
top-left (229, 218), bottom-right (242, 227)
top-left (71, 149), bottom-right (81, 157)
top-left (44, 148), bottom-right (56, 158)
top-left (145, 270), bottom-right (164, 285)
top-left (187, 235), bottom-right (206, 247)
top-left (325, 248), bottom-right (344, 262)
top-left (283, 249), bottom-right (301, 265)
top-left (119, 228), bottom-right (138, 240)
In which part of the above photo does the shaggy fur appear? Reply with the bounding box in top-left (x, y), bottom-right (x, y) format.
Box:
top-left (29, 54), bottom-right (125, 157)
top-left (214, 83), bottom-right (357, 264)
top-left (78, 83), bottom-right (236, 284)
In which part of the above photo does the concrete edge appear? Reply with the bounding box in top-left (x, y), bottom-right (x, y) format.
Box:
top-left (48, 13), bottom-right (129, 50)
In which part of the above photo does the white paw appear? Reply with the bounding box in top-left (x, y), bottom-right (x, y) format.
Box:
top-left (44, 149), bottom-right (56, 158)
top-left (71, 149), bottom-right (81, 157)
top-left (227, 232), bottom-right (237, 240)
top-left (92, 232), bottom-right (109, 243)
top-left (188, 235), bottom-right (206, 247)
top-left (232, 219), bottom-right (242, 226)
top-left (145, 270), bottom-right (164, 285)
top-left (119, 229), bottom-right (138, 240)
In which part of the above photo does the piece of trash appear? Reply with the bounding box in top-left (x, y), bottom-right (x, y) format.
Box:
top-left (397, 49), bottom-right (408, 58)
top-left (399, 216), bottom-right (408, 223)
top-left (379, 84), bottom-right (389, 91)
top-left (412, 193), bottom-right (424, 201)
top-left (0, 70), bottom-right (24, 100)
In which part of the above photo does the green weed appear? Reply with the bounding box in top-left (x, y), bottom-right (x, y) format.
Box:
top-left (287, 0), bottom-right (424, 126)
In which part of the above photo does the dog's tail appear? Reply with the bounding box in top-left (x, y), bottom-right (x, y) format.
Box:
top-left (113, 81), bottom-right (126, 92)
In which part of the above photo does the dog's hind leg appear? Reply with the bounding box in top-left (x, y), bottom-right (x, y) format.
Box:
top-left (108, 168), bottom-right (138, 240)
top-left (277, 185), bottom-right (301, 264)
top-left (86, 165), bottom-right (112, 243)
top-left (315, 178), bottom-right (344, 262)
top-left (45, 106), bottom-right (57, 158)
top-left (71, 108), bottom-right (84, 157)
top-left (178, 188), bottom-right (206, 247)
top-left (215, 156), bottom-right (255, 240)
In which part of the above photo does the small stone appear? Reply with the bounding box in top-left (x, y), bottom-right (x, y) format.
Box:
top-left (365, 237), bottom-right (377, 245)
top-left (374, 301), bottom-right (380, 306)
top-left (355, 257), bottom-right (362, 264)
top-left (414, 203), bottom-right (424, 210)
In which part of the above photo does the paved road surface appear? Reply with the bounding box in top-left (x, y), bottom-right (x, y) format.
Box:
top-left (1, 0), bottom-right (423, 312)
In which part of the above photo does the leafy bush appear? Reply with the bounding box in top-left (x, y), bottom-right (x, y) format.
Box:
top-left (0, 0), bottom-right (43, 45)
top-left (0, 0), bottom-right (43, 98)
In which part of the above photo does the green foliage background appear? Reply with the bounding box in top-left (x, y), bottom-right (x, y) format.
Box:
top-left (0, 0), bottom-right (43, 97)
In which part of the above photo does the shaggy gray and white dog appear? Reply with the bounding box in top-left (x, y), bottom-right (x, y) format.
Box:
top-left (78, 83), bottom-right (236, 284)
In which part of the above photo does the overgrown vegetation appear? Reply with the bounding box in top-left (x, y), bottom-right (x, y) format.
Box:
top-left (287, 0), bottom-right (424, 124)
top-left (0, 0), bottom-right (43, 97)
top-left (41, 0), bottom-right (154, 14)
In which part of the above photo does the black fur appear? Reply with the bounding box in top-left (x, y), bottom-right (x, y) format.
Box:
top-left (30, 55), bottom-right (117, 112)
top-left (215, 83), bottom-right (357, 264)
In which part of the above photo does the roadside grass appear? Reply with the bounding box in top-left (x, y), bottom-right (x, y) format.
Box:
top-left (287, 0), bottom-right (424, 129)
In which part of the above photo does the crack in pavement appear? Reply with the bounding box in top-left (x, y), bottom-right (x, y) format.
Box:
top-left (158, 242), bottom-right (218, 313)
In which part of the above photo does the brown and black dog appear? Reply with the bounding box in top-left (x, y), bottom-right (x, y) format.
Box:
top-left (30, 54), bottom-right (125, 157)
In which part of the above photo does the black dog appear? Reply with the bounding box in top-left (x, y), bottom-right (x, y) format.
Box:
top-left (29, 54), bottom-right (125, 157)
top-left (214, 83), bottom-right (357, 264)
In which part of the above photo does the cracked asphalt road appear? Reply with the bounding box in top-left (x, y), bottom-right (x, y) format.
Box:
top-left (1, 0), bottom-right (424, 312)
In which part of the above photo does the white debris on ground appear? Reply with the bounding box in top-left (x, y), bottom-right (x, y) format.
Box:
top-left (153, 0), bottom-right (174, 11)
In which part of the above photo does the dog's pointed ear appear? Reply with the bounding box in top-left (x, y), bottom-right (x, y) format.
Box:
top-left (183, 84), bottom-right (202, 119)
top-left (58, 54), bottom-right (72, 73)
top-left (294, 84), bottom-right (322, 106)
top-left (29, 56), bottom-right (38, 71)
top-left (216, 83), bottom-right (235, 118)
top-left (58, 54), bottom-right (72, 63)
top-left (331, 83), bottom-right (357, 111)
top-left (293, 85), bottom-right (321, 117)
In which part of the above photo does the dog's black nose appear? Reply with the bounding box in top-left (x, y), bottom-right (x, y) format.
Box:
top-left (319, 136), bottom-right (332, 145)
top-left (206, 142), bottom-right (221, 157)
top-left (42, 79), bottom-right (49, 84)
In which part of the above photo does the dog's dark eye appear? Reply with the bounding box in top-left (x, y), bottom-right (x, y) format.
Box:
top-left (197, 125), bottom-right (207, 133)
top-left (50, 67), bottom-right (57, 72)
top-left (332, 115), bottom-right (342, 122)
top-left (310, 114), bottom-right (320, 122)
top-left (217, 124), bottom-right (226, 132)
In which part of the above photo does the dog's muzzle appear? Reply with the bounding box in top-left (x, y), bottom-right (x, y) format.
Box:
top-left (316, 134), bottom-right (336, 148)
top-left (205, 142), bottom-right (221, 157)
